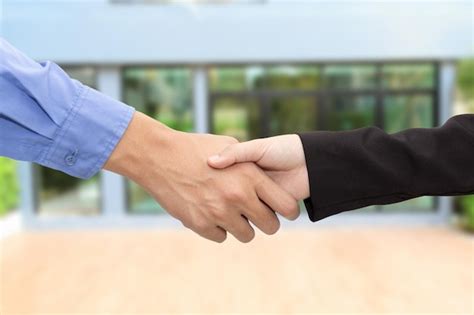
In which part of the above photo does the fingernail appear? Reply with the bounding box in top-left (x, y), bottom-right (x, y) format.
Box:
top-left (208, 155), bottom-right (220, 163)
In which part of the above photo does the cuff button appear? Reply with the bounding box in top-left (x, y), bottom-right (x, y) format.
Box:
top-left (64, 150), bottom-right (78, 166)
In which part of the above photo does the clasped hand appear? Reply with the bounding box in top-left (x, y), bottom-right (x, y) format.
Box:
top-left (105, 112), bottom-right (309, 243)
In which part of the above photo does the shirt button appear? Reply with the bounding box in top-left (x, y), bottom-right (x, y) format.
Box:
top-left (65, 155), bottom-right (76, 166)
top-left (65, 150), bottom-right (78, 166)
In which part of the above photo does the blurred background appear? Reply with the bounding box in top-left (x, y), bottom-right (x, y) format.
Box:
top-left (0, 0), bottom-right (473, 314)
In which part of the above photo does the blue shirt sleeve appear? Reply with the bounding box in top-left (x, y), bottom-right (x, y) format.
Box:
top-left (0, 38), bottom-right (135, 179)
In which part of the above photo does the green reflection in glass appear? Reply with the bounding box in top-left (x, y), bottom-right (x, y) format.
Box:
top-left (209, 66), bottom-right (264, 92)
top-left (324, 65), bottom-right (376, 89)
top-left (123, 67), bottom-right (193, 214)
top-left (65, 67), bottom-right (97, 87)
top-left (38, 67), bottom-right (100, 217)
top-left (326, 96), bottom-right (375, 131)
top-left (382, 64), bottom-right (435, 89)
top-left (127, 181), bottom-right (167, 215)
top-left (265, 65), bottom-right (320, 90)
top-left (212, 97), bottom-right (260, 141)
top-left (123, 67), bottom-right (193, 132)
top-left (269, 97), bottom-right (317, 135)
top-left (384, 95), bottom-right (433, 133)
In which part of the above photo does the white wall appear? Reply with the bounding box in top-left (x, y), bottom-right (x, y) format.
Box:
top-left (2, 1), bottom-right (473, 64)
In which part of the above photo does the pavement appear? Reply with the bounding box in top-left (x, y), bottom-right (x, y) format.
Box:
top-left (1, 227), bottom-right (473, 314)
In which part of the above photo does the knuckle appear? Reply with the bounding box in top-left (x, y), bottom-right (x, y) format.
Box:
top-left (210, 207), bottom-right (226, 221)
top-left (224, 189), bottom-right (245, 202)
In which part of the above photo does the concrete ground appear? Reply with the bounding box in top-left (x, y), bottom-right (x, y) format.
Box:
top-left (1, 227), bottom-right (473, 314)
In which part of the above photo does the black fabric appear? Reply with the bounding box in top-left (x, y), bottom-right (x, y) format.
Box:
top-left (298, 114), bottom-right (474, 222)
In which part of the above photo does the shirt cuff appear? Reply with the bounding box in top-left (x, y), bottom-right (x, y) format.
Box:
top-left (40, 84), bottom-right (135, 179)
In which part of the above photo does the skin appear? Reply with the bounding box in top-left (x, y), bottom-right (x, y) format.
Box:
top-left (104, 112), bottom-right (300, 243)
top-left (208, 134), bottom-right (310, 201)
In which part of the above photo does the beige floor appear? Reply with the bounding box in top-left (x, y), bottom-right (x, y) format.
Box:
top-left (0, 227), bottom-right (473, 314)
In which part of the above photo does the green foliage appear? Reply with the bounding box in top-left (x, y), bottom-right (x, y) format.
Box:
top-left (457, 59), bottom-right (474, 101)
top-left (0, 157), bottom-right (19, 216)
top-left (458, 195), bottom-right (474, 232)
top-left (39, 167), bottom-right (80, 197)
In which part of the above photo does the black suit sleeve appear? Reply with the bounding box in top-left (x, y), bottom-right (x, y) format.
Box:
top-left (297, 114), bottom-right (474, 222)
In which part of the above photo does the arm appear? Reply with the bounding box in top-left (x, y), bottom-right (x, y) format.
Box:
top-left (208, 115), bottom-right (474, 221)
top-left (0, 38), bottom-right (299, 242)
top-left (0, 37), bottom-right (134, 179)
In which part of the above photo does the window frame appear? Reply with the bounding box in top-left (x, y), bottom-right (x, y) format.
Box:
top-left (209, 62), bottom-right (438, 135)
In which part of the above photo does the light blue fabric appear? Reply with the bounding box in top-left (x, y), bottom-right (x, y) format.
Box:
top-left (0, 38), bottom-right (135, 179)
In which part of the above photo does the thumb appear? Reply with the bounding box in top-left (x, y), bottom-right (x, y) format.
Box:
top-left (207, 140), bottom-right (264, 169)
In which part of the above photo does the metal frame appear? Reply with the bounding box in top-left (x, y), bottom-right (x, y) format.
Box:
top-left (209, 63), bottom-right (438, 133)
top-left (19, 62), bottom-right (455, 229)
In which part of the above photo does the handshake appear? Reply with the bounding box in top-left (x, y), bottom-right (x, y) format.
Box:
top-left (104, 112), bottom-right (309, 243)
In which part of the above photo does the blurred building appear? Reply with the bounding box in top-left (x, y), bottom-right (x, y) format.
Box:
top-left (2, 0), bottom-right (472, 228)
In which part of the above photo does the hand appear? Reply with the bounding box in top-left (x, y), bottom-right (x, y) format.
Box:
top-left (104, 112), bottom-right (299, 243)
top-left (207, 135), bottom-right (310, 202)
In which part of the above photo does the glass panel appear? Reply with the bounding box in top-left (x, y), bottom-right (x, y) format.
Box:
top-left (269, 96), bottom-right (318, 135)
top-left (123, 67), bottom-right (193, 131)
top-left (37, 67), bottom-right (100, 217)
top-left (326, 95), bottom-right (375, 131)
top-left (209, 66), bottom-right (264, 92)
top-left (127, 182), bottom-right (166, 215)
top-left (212, 97), bottom-right (260, 141)
top-left (384, 95), bottom-right (433, 133)
top-left (37, 167), bottom-right (101, 217)
top-left (265, 65), bottom-right (320, 90)
top-left (123, 67), bottom-right (193, 214)
top-left (382, 64), bottom-right (435, 89)
top-left (64, 66), bottom-right (97, 87)
top-left (323, 65), bottom-right (376, 89)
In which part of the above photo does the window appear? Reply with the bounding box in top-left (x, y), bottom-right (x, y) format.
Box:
top-left (384, 95), bottom-right (434, 133)
top-left (37, 66), bottom-right (101, 217)
top-left (123, 67), bottom-right (193, 214)
top-left (210, 63), bottom-right (438, 212)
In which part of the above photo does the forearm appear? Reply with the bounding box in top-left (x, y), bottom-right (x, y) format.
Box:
top-left (299, 114), bottom-right (474, 221)
top-left (103, 111), bottom-right (175, 188)
top-left (0, 38), bottom-right (134, 179)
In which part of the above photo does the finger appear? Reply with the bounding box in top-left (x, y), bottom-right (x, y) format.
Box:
top-left (223, 215), bottom-right (255, 243)
top-left (208, 140), bottom-right (265, 169)
top-left (242, 196), bottom-right (280, 235)
top-left (255, 174), bottom-right (300, 221)
top-left (194, 226), bottom-right (227, 243)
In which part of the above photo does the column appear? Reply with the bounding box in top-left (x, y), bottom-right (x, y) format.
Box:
top-left (437, 61), bottom-right (457, 221)
top-left (193, 67), bottom-right (209, 133)
top-left (97, 66), bottom-right (127, 218)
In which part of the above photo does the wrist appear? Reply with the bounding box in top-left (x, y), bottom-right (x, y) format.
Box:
top-left (103, 111), bottom-right (175, 184)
